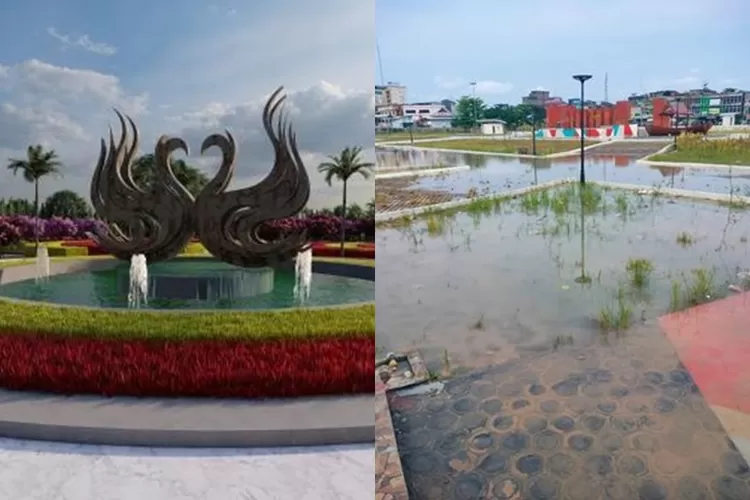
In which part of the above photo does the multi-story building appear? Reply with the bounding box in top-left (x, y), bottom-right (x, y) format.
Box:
top-left (628, 88), bottom-right (749, 125)
top-left (522, 89), bottom-right (551, 107)
top-left (375, 82), bottom-right (406, 107)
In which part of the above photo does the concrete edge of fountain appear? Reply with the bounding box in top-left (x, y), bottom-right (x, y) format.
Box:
top-left (0, 389), bottom-right (374, 447)
top-left (0, 257), bottom-right (375, 312)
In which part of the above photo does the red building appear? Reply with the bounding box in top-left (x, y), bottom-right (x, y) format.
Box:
top-left (545, 101), bottom-right (633, 129)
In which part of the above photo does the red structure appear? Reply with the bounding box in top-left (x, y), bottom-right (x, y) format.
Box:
top-left (545, 100), bottom-right (633, 129)
top-left (651, 98), bottom-right (671, 128)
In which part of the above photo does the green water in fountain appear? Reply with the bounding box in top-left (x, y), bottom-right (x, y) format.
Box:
top-left (0, 259), bottom-right (374, 310)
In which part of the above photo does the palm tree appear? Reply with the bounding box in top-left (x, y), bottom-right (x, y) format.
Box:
top-left (317, 146), bottom-right (373, 256)
top-left (7, 145), bottom-right (63, 252)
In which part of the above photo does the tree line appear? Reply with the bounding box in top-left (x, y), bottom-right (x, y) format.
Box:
top-left (451, 96), bottom-right (546, 130)
top-left (6, 144), bottom-right (374, 256)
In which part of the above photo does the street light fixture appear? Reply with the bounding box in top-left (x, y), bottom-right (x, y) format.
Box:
top-left (572, 74), bottom-right (592, 185)
top-left (470, 81), bottom-right (478, 132)
top-left (527, 113), bottom-right (537, 156)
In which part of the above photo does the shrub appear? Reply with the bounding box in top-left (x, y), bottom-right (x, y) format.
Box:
top-left (0, 215), bottom-right (375, 246)
top-left (0, 334), bottom-right (375, 398)
top-left (0, 220), bottom-right (21, 247)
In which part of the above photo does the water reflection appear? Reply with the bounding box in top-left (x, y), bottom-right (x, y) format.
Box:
top-left (376, 146), bottom-right (749, 198)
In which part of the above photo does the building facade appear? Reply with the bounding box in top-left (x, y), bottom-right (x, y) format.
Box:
top-left (628, 88), bottom-right (750, 125)
top-left (522, 90), bottom-right (551, 107)
top-left (375, 82), bottom-right (407, 107)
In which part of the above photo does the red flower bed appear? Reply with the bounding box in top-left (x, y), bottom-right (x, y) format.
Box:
top-left (60, 239), bottom-right (109, 255)
top-left (0, 333), bottom-right (375, 398)
top-left (309, 242), bottom-right (375, 259)
top-left (61, 239), bottom-right (376, 259)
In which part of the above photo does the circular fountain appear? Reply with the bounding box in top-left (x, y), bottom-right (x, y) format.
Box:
top-left (0, 87), bottom-right (374, 448)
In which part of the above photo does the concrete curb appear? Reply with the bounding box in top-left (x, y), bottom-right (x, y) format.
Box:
top-left (0, 390), bottom-right (373, 448)
top-left (375, 165), bottom-right (470, 179)
top-left (592, 181), bottom-right (750, 205)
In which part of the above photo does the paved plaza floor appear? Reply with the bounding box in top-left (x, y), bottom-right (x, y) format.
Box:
top-left (0, 439), bottom-right (373, 500)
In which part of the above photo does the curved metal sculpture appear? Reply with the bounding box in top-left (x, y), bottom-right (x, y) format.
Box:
top-left (193, 87), bottom-right (311, 267)
top-left (90, 86), bottom-right (311, 268)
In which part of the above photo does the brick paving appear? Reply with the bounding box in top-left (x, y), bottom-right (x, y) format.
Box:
top-left (388, 325), bottom-right (750, 499)
top-left (375, 177), bottom-right (462, 213)
top-left (589, 140), bottom-right (670, 158)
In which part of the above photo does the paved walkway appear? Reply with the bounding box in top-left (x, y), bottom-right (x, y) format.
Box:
top-left (0, 439), bottom-right (372, 499)
top-left (661, 291), bottom-right (750, 459)
top-left (388, 322), bottom-right (750, 499)
top-left (375, 177), bottom-right (462, 214)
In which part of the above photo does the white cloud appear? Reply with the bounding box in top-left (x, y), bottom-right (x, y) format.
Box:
top-left (46, 28), bottom-right (117, 56)
top-left (0, 2), bottom-right (373, 210)
top-left (0, 59), bottom-right (148, 116)
top-left (176, 83), bottom-right (374, 208)
top-left (0, 64), bottom-right (372, 209)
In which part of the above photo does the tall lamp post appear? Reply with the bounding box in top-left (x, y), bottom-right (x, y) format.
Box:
top-left (528, 113), bottom-right (537, 156)
top-left (470, 81), bottom-right (478, 132)
top-left (572, 74), bottom-right (592, 185)
top-left (673, 96), bottom-right (681, 148)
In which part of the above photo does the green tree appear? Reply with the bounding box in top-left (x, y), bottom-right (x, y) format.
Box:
top-left (7, 145), bottom-right (63, 251)
top-left (483, 103), bottom-right (545, 130)
top-left (0, 198), bottom-right (35, 216)
top-left (451, 96), bottom-right (486, 130)
top-left (317, 146), bottom-right (373, 256)
top-left (334, 202), bottom-right (364, 219)
top-left (131, 154), bottom-right (209, 197)
top-left (40, 190), bottom-right (91, 219)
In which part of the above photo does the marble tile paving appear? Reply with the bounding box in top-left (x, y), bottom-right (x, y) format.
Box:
top-left (0, 438), bottom-right (373, 500)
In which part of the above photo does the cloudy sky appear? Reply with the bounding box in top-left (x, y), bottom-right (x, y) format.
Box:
top-left (377, 0), bottom-right (749, 105)
top-left (0, 0), bottom-right (374, 209)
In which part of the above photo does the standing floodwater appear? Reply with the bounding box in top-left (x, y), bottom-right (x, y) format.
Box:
top-left (128, 254), bottom-right (148, 308)
top-left (376, 184), bottom-right (750, 371)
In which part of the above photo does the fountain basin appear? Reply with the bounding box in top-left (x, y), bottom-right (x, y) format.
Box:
top-left (119, 264), bottom-right (275, 302)
top-left (0, 257), bottom-right (374, 310)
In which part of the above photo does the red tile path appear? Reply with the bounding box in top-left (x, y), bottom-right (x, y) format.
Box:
top-left (660, 291), bottom-right (750, 413)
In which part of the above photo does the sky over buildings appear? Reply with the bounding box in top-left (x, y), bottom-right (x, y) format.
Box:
top-left (0, 0), bottom-right (374, 208)
top-left (377, 0), bottom-right (750, 104)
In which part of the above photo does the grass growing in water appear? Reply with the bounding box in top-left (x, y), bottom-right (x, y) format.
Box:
top-left (676, 232), bottom-right (694, 247)
top-left (599, 285), bottom-right (632, 332)
top-left (614, 193), bottom-right (628, 213)
top-left (425, 214), bottom-right (446, 236)
top-left (670, 280), bottom-right (682, 312)
top-left (668, 268), bottom-right (721, 312)
top-left (685, 268), bottom-right (716, 306)
top-left (625, 258), bottom-right (654, 288)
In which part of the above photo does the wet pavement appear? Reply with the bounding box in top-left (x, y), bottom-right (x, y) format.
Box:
top-left (375, 176), bottom-right (461, 213)
top-left (375, 145), bottom-right (750, 212)
top-left (389, 325), bottom-right (750, 500)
